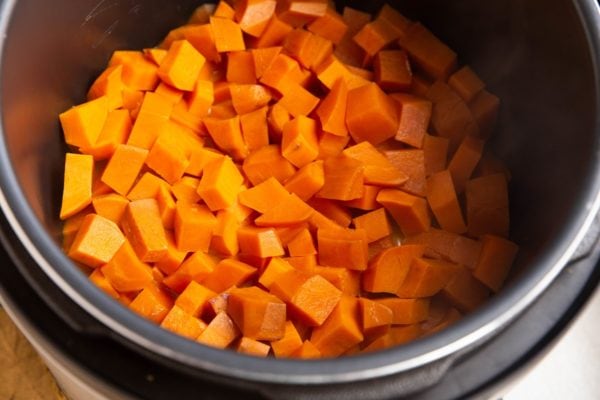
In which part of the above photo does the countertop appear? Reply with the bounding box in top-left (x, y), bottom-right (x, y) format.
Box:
top-left (504, 286), bottom-right (600, 400)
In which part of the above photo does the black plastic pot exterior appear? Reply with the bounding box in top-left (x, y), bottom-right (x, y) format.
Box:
top-left (0, 0), bottom-right (600, 398)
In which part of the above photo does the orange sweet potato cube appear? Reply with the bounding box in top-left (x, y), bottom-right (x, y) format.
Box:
top-left (160, 305), bottom-right (207, 339)
top-left (175, 281), bottom-right (217, 317)
top-left (396, 257), bottom-right (461, 298)
top-left (203, 116), bottom-right (249, 160)
top-left (346, 83), bottom-right (398, 145)
top-left (375, 297), bottom-right (430, 325)
top-left (427, 170), bottom-right (467, 234)
top-left (236, 0), bottom-right (277, 37)
top-left (101, 240), bottom-right (153, 292)
top-left (60, 96), bottom-right (110, 150)
top-left (211, 16), bottom-right (246, 52)
top-left (284, 161), bottom-right (325, 202)
top-left (109, 50), bottom-right (159, 91)
top-left (271, 320), bottom-right (303, 358)
top-left (281, 116), bottom-right (320, 168)
top-left (390, 93), bottom-right (432, 149)
top-left (374, 50), bottom-right (412, 91)
top-left (237, 226), bottom-right (285, 258)
top-left (129, 286), bottom-right (174, 324)
top-left (377, 189), bottom-right (431, 236)
top-left (174, 202), bottom-right (218, 252)
top-left (362, 244), bottom-right (425, 294)
top-left (258, 257), bottom-right (295, 290)
top-left (197, 312), bottom-right (240, 349)
top-left (311, 296), bottom-right (363, 357)
top-left (448, 135), bottom-right (485, 194)
top-left (162, 252), bottom-right (217, 293)
top-left (235, 337), bottom-right (271, 357)
top-left (399, 22), bottom-right (457, 80)
top-left (121, 199), bottom-right (168, 263)
top-left (403, 228), bottom-right (482, 270)
top-left (352, 208), bottom-right (391, 243)
top-left (145, 133), bottom-right (190, 185)
top-left (101, 144), bottom-right (148, 196)
top-left (243, 144), bottom-right (297, 186)
top-left (228, 286), bottom-right (286, 341)
top-left (60, 154), bottom-right (94, 220)
top-left (202, 259), bottom-right (257, 293)
top-left (441, 267), bottom-right (489, 313)
top-left (158, 40), bottom-right (206, 91)
top-left (448, 65), bottom-right (485, 103)
top-left (271, 270), bottom-right (342, 326)
top-left (317, 154), bottom-right (364, 201)
top-left (358, 297), bottom-right (393, 340)
top-left (87, 65), bottom-right (125, 110)
top-left (68, 214), bottom-right (125, 268)
top-left (466, 173), bottom-right (510, 239)
top-left (127, 92), bottom-right (174, 149)
top-left (317, 227), bottom-right (369, 271)
top-left (81, 109), bottom-right (132, 160)
top-left (197, 156), bottom-right (244, 211)
top-left (472, 235), bottom-right (518, 292)
top-left (314, 266), bottom-right (360, 296)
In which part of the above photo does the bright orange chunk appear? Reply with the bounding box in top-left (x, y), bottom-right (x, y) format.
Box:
top-left (68, 214), bottom-right (125, 268)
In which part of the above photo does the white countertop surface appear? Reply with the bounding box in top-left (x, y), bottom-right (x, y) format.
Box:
top-left (504, 287), bottom-right (600, 400)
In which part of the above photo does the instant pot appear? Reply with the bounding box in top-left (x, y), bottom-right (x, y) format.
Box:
top-left (0, 0), bottom-right (600, 399)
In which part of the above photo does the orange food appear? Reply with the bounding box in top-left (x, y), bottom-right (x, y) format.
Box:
top-left (374, 50), bottom-right (412, 91)
top-left (129, 285), bottom-right (173, 324)
top-left (68, 214), bottom-right (125, 268)
top-left (399, 22), bottom-right (457, 80)
top-left (197, 312), bottom-right (240, 349)
top-left (397, 258), bottom-right (460, 298)
top-left (197, 156), bottom-right (244, 211)
top-left (317, 154), bottom-right (364, 201)
top-left (127, 92), bottom-right (174, 149)
top-left (427, 80), bottom-right (479, 153)
top-left (174, 202), bottom-right (217, 252)
top-left (237, 225), bottom-right (285, 258)
top-left (376, 189), bottom-right (431, 236)
top-left (271, 270), bottom-right (342, 326)
top-left (466, 173), bottom-right (510, 238)
top-left (158, 40), bottom-right (206, 91)
top-left (122, 199), bottom-right (168, 262)
top-left (228, 286), bottom-right (286, 340)
top-left (284, 160), bottom-right (325, 201)
top-left (311, 296), bottom-right (363, 357)
top-left (60, 154), bottom-right (94, 220)
top-left (472, 235), bottom-right (519, 292)
top-left (362, 244), bottom-right (425, 294)
top-left (346, 83), bottom-right (398, 145)
top-left (255, 193), bottom-right (313, 227)
top-left (202, 258), bottom-right (257, 293)
top-left (352, 208), bottom-right (391, 243)
top-left (60, 1), bottom-right (517, 359)
top-left (211, 17), bottom-right (246, 53)
top-left (60, 96), bottom-right (109, 150)
top-left (281, 116), bottom-right (319, 168)
top-left (391, 93), bottom-right (431, 149)
top-left (161, 306), bottom-right (207, 339)
top-left (317, 227), bottom-right (369, 271)
top-left (427, 170), bottom-right (467, 234)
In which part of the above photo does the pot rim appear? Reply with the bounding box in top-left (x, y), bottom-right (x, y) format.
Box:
top-left (0, 0), bottom-right (599, 385)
